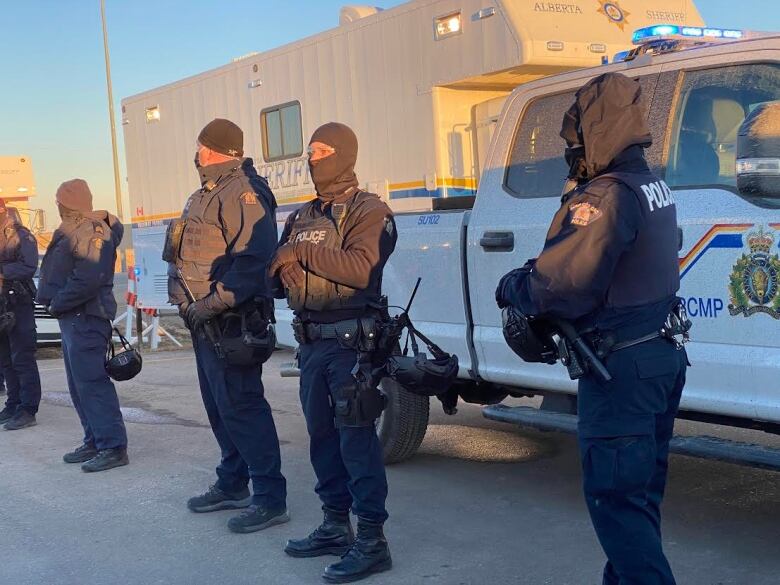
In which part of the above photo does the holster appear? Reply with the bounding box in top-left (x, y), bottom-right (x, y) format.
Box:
top-left (334, 376), bottom-right (386, 428)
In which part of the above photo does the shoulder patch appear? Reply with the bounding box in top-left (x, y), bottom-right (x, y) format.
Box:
top-left (91, 237), bottom-right (104, 250)
top-left (569, 202), bottom-right (603, 227)
top-left (240, 191), bottom-right (258, 205)
top-left (4, 226), bottom-right (15, 239)
top-left (384, 217), bottom-right (395, 236)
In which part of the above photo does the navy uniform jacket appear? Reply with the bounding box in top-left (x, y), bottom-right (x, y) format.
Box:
top-left (36, 211), bottom-right (124, 320)
top-left (167, 158), bottom-right (278, 311)
top-left (502, 147), bottom-right (680, 331)
top-left (0, 214), bottom-right (38, 291)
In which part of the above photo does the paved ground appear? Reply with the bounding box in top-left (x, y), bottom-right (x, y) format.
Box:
top-left (1, 348), bottom-right (778, 585)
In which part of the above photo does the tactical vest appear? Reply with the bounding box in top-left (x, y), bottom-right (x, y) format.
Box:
top-left (175, 179), bottom-right (235, 298)
top-left (596, 171), bottom-right (680, 308)
top-left (285, 192), bottom-right (380, 315)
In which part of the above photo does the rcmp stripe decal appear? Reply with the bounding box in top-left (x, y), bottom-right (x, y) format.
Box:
top-left (679, 223), bottom-right (753, 280)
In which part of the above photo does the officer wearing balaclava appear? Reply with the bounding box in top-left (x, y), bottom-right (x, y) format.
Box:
top-left (497, 73), bottom-right (688, 585)
top-left (270, 122), bottom-right (397, 583)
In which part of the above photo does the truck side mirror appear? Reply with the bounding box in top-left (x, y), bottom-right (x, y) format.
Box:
top-left (736, 101), bottom-right (780, 201)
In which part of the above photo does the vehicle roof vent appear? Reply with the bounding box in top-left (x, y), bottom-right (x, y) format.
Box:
top-left (340, 6), bottom-right (383, 25)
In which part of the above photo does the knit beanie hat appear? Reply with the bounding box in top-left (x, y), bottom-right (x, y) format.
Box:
top-left (198, 118), bottom-right (244, 157)
top-left (55, 179), bottom-right (94, 212)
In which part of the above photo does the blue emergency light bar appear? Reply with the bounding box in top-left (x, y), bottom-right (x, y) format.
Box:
top-left (632, 25), bottom-right (744, 45)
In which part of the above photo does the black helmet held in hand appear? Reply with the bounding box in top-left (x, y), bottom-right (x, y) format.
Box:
top-left (502, 307), bottom-right (558, 364)
top-left (105, 329), bottom-right (143, 381)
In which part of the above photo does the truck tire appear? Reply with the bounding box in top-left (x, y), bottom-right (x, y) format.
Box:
top-left (377, 377), bottom-right (430, 464)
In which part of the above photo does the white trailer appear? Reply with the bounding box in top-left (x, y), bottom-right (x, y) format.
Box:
top-left (122, 0), bottom-right (704, 309)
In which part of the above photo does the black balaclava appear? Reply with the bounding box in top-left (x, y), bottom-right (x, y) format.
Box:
top-left (560, 72), bottom-right (652, 186)
top-left (308, 122), bottom-right (359, 202)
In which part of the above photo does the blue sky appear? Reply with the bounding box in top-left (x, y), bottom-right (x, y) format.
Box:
top-left (1, 0), bottom-right (778, 228)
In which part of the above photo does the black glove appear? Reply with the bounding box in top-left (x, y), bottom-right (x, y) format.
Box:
top-left (178, 302), bottom-right (191, 329)
top-left (496, 259), bottom-right (537, 309)
top-left (185, 298), bottom-right (220, 331)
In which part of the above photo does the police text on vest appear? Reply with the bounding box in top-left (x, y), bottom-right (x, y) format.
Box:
top-left (640, 181), bottom-right (676, 212)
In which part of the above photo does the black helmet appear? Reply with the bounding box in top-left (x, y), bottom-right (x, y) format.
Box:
top-left (221, 326), bottom-right (276, 367)
top-left (0, 311), bottom-right (16, 335)
top-left (385, 324), bottom-right (459, 397)
top-left (219, 310), bottom-right (276, 367)
top-left (502, 307), bottom-right (558, 364)
top-left (386, 352), bottom-right (459, 397)
top-left (105, 329), bottom-right (143, 381)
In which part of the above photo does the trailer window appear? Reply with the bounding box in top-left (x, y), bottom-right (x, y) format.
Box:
top-left (665, 63), bottom-right (780, 189)
top-left (504, 92), bottom-right (574, 199)
top-left (261, 102), bottom-right (303, 162)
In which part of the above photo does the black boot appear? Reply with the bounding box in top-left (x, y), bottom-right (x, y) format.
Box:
top-left (0, 406), bottom-right (16, 425)
top-left (285, 508), bottom-right (354, 558)
top-left (4, 410), bottom-right (37, 431)
top-left (227, 505), bottom-right (290, 534)
top-left (322, 519), bottom-right (392, 584)
top-left (63, 443), bottom-right (98, 464)
top-left (187, 484), bottom-right (251, 513)
top-left (81, 448), bottom-right (129, 473)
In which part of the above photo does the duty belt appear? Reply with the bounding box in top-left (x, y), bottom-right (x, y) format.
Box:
top-left (292, 317), bottom-right (378, 349)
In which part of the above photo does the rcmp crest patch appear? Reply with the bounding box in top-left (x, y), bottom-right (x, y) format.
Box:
top-left (569, 202), bottom-right (603, 227)
top-left (240, 192), bottom-right (258, 205)
top-left (728, 227), bottom-right (780, 319)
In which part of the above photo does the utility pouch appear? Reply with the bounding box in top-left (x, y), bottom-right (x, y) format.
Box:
top-left (162, 218), bottom-right (186, 263)
top-left (358, 317), bottom-right (378, 352)
top-left (334, 319), bottom-right (361, 350)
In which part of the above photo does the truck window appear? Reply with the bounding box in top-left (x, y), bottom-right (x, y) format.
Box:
top-left (260, 101), bottom-right (303, 162)
top-left (504, 91), bottom-right (574, 199)
top-left (665, 63), bottom-right (780, 189)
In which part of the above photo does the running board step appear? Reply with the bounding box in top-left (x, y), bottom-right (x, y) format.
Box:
top-left (483, 404), bottom-right (780, 472)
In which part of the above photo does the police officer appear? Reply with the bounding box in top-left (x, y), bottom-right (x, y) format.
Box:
top-left (37, 179), bottom-right (129, 472)
top-left (167, 119), bottom-right (288, 533)
top-left (497, 73), bottom-right (688, 585)
top-left (0, 198), bottom-right (42, 431)
top-left (270, 122), bottom-right (396, 583)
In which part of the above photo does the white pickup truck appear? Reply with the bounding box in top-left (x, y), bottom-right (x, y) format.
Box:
top-left (278, 27), bottom-right (780, 466)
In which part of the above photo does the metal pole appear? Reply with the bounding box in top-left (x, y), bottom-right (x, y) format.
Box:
top-left (100, 0), bottom-right (124, 221)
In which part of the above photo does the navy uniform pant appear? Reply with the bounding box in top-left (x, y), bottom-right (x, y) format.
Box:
top-left (192, 333), bottom-right (287, 510)
top-left (299, 338), bottom-right (388, 524)
top-left (60, 313), bottom-right (127, 450)
top-left (1, 300), bottom-right (42, 414)
top-left (578, 338), bottom-right (687, 585)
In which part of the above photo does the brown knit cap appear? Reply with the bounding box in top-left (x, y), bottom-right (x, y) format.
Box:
top-left (55, 179), bottom-right (94, 212)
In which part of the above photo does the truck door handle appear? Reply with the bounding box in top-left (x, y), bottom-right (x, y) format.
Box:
top-left (678, 227), bottom-right (683, 251)
top-left (480, 231), bottom-right (514, 251)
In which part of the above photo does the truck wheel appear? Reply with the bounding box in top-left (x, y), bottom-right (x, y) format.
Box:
top-left (377, 377), bottom-right (430, 464)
